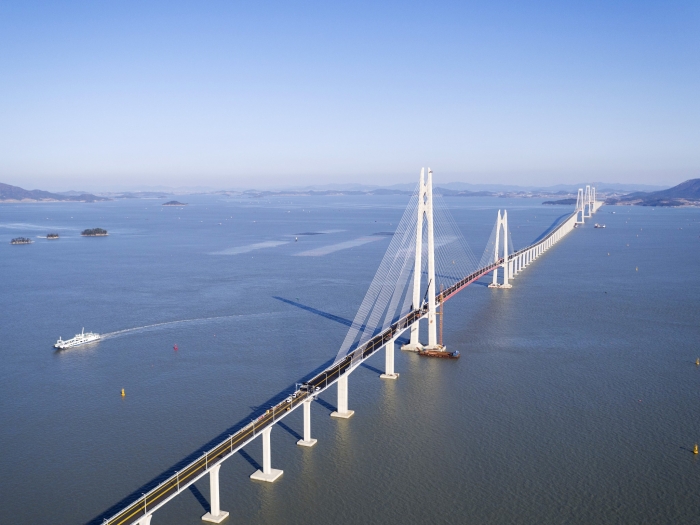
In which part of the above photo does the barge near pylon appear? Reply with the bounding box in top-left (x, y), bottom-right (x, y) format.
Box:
top-left (417, 349), bottom-right (460, 359)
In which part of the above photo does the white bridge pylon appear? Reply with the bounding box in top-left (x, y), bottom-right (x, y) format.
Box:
top-left (401, 167), bottom-right (442, 352)
top-left (576, 184), bottom-right (599, 223)
top-left (100, 169), bottom-right (604, 525)
top-left (489, 184), bottom-right (601, 287)
top-left (487, 209), bottom-right (512, 289)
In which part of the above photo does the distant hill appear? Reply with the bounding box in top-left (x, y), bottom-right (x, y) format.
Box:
top-left (607, 178), bottom-right (700, 207)
top-left (542, 198), bottom-right (577, 205)
top-left (0, 183), bottom-right (109, 202)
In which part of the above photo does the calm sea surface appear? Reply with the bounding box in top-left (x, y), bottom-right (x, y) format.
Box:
top-left (1, 195), bottom-right (699, 525)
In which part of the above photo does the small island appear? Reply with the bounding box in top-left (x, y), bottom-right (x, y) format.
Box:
top-left (81, 228), bottom-right (108, 237)
top-left (543, 198), bottom-right (577, 205)
top-left (11, 237), bottom-right (33, 245)
top-left (162, 200), bottom-right (187, 206)
top-left (47, 233), bottom-right (59, 239)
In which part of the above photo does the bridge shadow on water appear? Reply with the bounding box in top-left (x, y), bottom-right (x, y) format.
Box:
top-left (530, 213), bottom-right (571, 245)
top-left (360, 362), bottom-right (383, 375)
top-left (85, 354), bottom-right (338, 525)
top-left (277, 421), bottom-right (302, 441)
top-left (313, 397), bottom-right (336, 413)
top-left (238, 449), bottom-right (262, 471)
top-left (273, 296), bottom-right (353, 327)
top-left (88, 300), bottom-right (415, 524)
top-left (188, 485), bottom-right (209, 512)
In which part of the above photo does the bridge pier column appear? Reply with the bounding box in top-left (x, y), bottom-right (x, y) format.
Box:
top-left (297, 399), bottom-right (317, 447)
top-left (250, 427), bottom-right (283, 482)
top-left (331, 374), bottom-right (354, 418)
top-left (202, 464), bottom-right (229, 523)
top-left (402, 167), bottom-right (425, 352)
top-left (381, 337), bottom-right (399, 379)
top-left (138, 515), bottom-right (152, 525)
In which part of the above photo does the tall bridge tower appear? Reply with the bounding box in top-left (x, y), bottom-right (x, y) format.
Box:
top-left (488, 210), bottom-right (512, 289)
top-left (402, 168), bottom-right (441, 351)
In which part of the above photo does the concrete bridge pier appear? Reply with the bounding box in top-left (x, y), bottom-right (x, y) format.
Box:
top-left (331, 374), bottom-right (354, 418)
top-left (138, 516), bottom-right (152, 525)
top-left (250, 427), bottom-right (283, 482)
top-left (380, 337), bottom-right (399, 379)
top-left (202, 464), bottom-right (229, 523)
top-left (297, 399), bottom-right (317, 447)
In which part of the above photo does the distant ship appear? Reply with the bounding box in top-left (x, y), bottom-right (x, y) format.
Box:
top-left (54, 328), bottom-right (100, 349)
top-left (594, 223), bottom-right (606, 228)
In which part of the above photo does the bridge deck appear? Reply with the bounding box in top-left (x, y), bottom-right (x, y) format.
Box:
top-left (104, 209), bottom-right (584, 525)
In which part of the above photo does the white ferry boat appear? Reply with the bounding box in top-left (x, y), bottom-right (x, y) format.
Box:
top-left (54, 328), bottom-right (100, 349)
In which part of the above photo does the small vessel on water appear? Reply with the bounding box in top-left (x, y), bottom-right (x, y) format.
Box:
top-left (54, 328), bottom-right (100, 349)
top-left (594, 223), bottom-right (606, 228)
top-left (417, 348), bottom-right (460, 359)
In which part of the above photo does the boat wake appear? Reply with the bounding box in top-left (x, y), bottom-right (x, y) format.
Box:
top-left (100, 312), bottom-right (273, 340)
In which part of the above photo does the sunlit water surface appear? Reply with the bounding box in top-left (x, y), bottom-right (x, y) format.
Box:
top-left (1, 195), bottom-right (699, 525)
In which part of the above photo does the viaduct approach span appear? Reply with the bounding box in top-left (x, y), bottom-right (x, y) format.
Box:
top-left (100, 170), bottom-right (602, 525)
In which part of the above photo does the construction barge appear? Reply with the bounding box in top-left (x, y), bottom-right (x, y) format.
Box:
top-left (417, 349), bottom-right (460, 359)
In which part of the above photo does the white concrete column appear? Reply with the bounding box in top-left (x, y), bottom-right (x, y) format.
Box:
top-left (139, 516), bottom-right (152, 525)
top-left (491, 210), bottom-right (502, 287)
top-left (202, 464), bottom-right (229, 523)
top-left (501, 211), bottom-right (511, 288)
top-left (381, 337), bottom-right (399, 379)
top-left (426, 169), bottom-right (439, 346)
top-left (403, 168), bottom-right (425, 351)
top-left (250, 427), bottom-right (283, 482)
top-left (331, 374), bottom-right (354, 419)
top-left (297, 399), bottom-right (317, 447)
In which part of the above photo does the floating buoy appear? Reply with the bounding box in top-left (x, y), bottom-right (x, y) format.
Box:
top-left (174, 344), bottom-right (178, 351)
top-left (121, 388), bottom-right (125, 397)
top-left (636, 267), bottom-right (638, 271)
top-left (695, 358), bottom-right (699, 366)
top-left (694, 444), bottom-right (698, 455)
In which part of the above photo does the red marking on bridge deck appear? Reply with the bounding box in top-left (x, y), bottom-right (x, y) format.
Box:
top-left (441, 268), bottom-right (495, 303)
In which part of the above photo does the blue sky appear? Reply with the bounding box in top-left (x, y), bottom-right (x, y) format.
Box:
top-left (0, 1), bottom-right (698, 190)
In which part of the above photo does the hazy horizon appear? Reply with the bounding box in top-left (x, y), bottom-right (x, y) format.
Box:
top-left (1, 2), bottom-right (698, 190)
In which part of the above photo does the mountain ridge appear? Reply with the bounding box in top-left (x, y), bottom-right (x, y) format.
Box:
top-left (0, 183), bottom-right (109, 202)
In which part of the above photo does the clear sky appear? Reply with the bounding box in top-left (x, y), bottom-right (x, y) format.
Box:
top-left (1, 1), bottom-right (698, 191)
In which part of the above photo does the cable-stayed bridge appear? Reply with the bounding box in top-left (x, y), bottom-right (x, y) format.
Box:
top-left (100, 170), bottom-right (603, 525)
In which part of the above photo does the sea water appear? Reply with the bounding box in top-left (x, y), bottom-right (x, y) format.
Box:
top-left (1, 195), bottom-right (699, 525)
